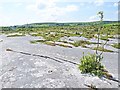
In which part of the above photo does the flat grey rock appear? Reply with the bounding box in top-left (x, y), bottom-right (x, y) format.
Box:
top-left (0, 35), bottom-right (118, 88)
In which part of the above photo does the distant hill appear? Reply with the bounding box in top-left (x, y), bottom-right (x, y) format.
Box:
top-left (21, 21), bottom-right (118, 27)
top-left (1, 21), bottom-right (118, 31)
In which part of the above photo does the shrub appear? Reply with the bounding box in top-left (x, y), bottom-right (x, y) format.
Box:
top-left (79, 53), bottom-right (105, 77)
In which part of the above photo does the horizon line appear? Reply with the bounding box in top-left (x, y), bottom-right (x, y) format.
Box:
top-left (0, 20), bottom-right (118, 27)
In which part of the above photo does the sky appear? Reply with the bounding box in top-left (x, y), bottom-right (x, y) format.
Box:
top-left (0, 0), bottom-right (119, 26)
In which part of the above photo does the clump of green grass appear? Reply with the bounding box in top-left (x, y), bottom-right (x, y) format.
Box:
top-left (43, 33), bottom-right (65, 41)
top-left (75, 32), bottom-right (81, 35)
top-left (30, 40), bottom-right (46, 44)
top-left (30, 39), bottom-right (73, 48)
top-left (92, 47), bottom-right (114, 52)
top-left (59, 41), bottom-right (68, 43)
top-left (35, 40), bottom-right (46, 42)
top-left (7, 34), bottom-right (25, 37)
top-left (91, 42), bottom-right (102, 44)
top-left (83, 34), bottom-right (94, 39)
top-left (100, 36), bottom-right (109, 41)
top-left (30, 33), bottom-right (42, 36)
top-left (112, 43), bottom-right (120, 49)
top-left (79, 53), bottom-right (105, 77)
top-left (44, 41), bottom-right (56, 46)
top-left (72, 40), bottom-right (91, 47)
top-left (108, 35), bottom-right (114, 38)
top-left (30, 41), bottom-right (37, 44)
top-left (57, 43), bottom-right (72, 48)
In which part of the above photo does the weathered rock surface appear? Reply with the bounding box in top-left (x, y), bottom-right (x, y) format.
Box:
top-left (0, 35), bottom-right (118, 88)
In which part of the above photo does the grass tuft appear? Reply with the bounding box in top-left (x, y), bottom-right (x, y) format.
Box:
top-left (92, 47), bottom-right (114, 52)
top-left (111, 43), bottom-right (120, 49)
top-left (7, 34), bottom-right (25, 37)
top-left (44, 41), bottom-right (56, 46)
top-left (57, 44), bottom-right (72, 48)
top-left (30, 40), bottom-right (46, 44)
top-left (72, 40), bottom-right (90, 47)
top-left (100, 36), bottom-right (109, 41)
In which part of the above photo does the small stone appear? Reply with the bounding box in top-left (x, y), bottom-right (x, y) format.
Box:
top-left (48, 70), bottom-right (53, 73)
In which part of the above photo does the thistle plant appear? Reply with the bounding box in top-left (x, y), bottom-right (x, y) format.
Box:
top-left (96, 11), bottom-right (104, 62)
top-left (96, 11), bottom-right (109, 62)
top-left (79, 11), bottom-right (109, 77)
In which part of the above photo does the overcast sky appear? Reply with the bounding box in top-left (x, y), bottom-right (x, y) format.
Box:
top-left (0, 0), bottom-right (119, 26)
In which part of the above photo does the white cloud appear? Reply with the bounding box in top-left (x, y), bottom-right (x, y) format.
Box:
top-left (0, 12), bottom-right (12, 26)
top-left (0, 0), bottom-right (119, 3)
top-left (79, 3), bottom-right (85, 6)
top-left (65, 5), bottom-right (78, 12)
top-left (26, 0), bottom-right (79, 21)
top-left (94, 0), bottom-right (104, 6)
top-left (89, 15), bottom-right (99, 21)
top-left (89, 15), bottom-right (113, 22)
top-left (113, 2), bottom-right (118, 7)
top-left (16, 2), bottom-right (23, 6)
